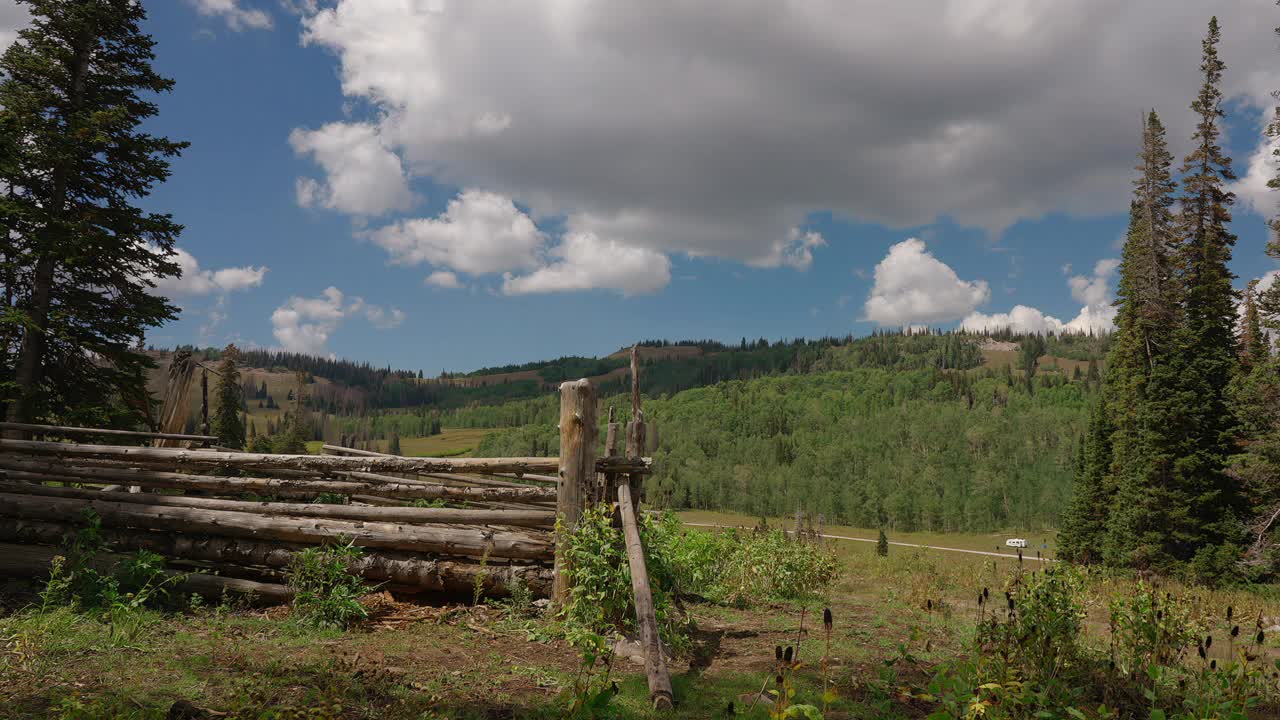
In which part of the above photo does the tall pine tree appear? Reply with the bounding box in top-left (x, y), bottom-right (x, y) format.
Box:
top-left (1169, 16), bottom-right (1244, 563)
top-left (0, 0), bottom-right (186, 433)
top-left (1096, 112), bottom-right (1187, 569)
top-left (1058, 396), bottom-right (1112, 564)
top-left (214, 344), bottom-right (245, 449)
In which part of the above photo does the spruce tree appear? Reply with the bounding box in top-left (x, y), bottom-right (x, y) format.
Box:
top-left (877, 528), bottom-right (889, 557)
top-left (1093, 112), bottom-right (1185, 569)
top-left (388, 431), bottom-right (402, 456)
top-left (1240, 280), bottom-right (1268, 372)
top-left (214, 344), bottom-right (245, 449)
top-left (1058, 397), bottom-right (1112, 564)
top-left (0, 0), bottom-right (186, 432)
top-left (1169, 16), bottom-right (1244, 559)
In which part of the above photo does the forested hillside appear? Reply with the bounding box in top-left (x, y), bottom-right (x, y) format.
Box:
top-left (471, 334), bottom-right (1102, 532)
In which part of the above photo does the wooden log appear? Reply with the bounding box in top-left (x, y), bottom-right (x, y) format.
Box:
top-left (603, 407), bottom-right (622, 504)
top-left (200, 368), bottom-right (210, 439)
top-left (0, 439), bottom-right (647, 475)
top-left (0, 492), bottom-right (554, 560)
top-left (0, 541), bottom-right (293, 603)
top-left (0, 482), bottom-right (556, 528)
top-left (0, 518), bottom-right (551, 597)
top-left (554, 379), bottom-right (597, 605)
top-left (626, 412), bottom-right (647, 502)
top-left (0, 422), bottom-right (219, 444)
top-left (2, 439), bottom-right (561, 474)
top-left (617, 483), bottom-right (674, 709)
top-left (493, 473), bottom-right (558, 485)
top-left (0, 456), bottom-right (556, 503)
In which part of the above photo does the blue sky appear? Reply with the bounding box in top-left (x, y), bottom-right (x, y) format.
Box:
top-left (11, 1), bottom-right (1279, 374)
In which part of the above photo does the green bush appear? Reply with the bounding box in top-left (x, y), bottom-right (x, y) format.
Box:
top-left (561, 505), bottom-right (688, 651)
top-left (286, 538), bottom-right (370, 630)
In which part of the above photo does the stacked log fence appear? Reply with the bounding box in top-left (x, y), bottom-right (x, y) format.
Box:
top-left (0, 378), bottom-right (652, 606)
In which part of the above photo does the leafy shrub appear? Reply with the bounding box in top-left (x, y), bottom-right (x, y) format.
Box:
top-left (40, 510), bottom-right (181, 615)
top-left (669, 525), bottom-right (840, 607)
top-left (561, 504), bottom-right (688, 651)
top-left (286, 538), bottom-right (370, 629)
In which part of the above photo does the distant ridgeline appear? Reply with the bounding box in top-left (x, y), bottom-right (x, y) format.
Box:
top-left (157, 330), bottom-right (1105, 416)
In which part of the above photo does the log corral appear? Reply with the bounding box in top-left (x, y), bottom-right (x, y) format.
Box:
top-left (0, 380), bottom-right (651, 603)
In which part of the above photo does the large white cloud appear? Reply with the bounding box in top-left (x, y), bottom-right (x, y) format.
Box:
top-left (149, 248), bottom-right (267, 297)
top-left (190, 0), bottom-right (273, 31)
top-left (293, 0), bottom-right (1280, 268)
top-left (364, 190), bottom-right (543, 275)
top-left (291, 122), bottom-right (413, 216)
top-left (271, 286), bottom-right (404, 355)
top-left (502, 231), bottom-right (671, 296)
top-left (863, 239), bottom-right (990, 326)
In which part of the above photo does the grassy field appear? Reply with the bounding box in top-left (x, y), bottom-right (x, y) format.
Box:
top-left (678, 510), bottom-right (1059, 558)
top-left (3, 518), bottom-right (1276, 719)
top-left (304, 429), bottom-right (494, 457)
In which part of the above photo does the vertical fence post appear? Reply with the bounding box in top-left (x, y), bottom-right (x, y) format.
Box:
top-left (625, 345), bottom-right (646, 502)
top-left (604, 405), bottom-right (621, 503)
top-left (554, 379), bottom-right (597, 606)
top-left (200, 368), bottom-right (210, 438)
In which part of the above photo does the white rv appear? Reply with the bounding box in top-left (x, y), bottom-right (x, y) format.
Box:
top-left (1005, 538), bottom-right (1027, 548)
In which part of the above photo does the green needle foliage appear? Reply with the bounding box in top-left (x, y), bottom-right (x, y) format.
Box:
top-left (214, 344), bottom-right (245, 449)
top-left (0, 0), bottom-right (186, 430)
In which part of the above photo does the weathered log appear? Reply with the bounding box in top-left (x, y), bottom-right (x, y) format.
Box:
top-left (3, 438), bottom-right (561, 474)
top-left (0, 456), bottom-right (556, 503)
top-left (617, 483), bottom-right (674, 709)
top-left (0, 541), bottom-right (293, 603)
top-left (0, 482), bottom-right (556, 528)
top-left (0, 492), bottom-right (553, 560)
top-left (0, 518), bottom-right (551, 597)
top-left (602, 406), bottom-right (622, 504)
top-left (2, 439), bottom-right (649, 474)
top-left (554, 379), bottom-right (596, 605)
top-left (0, 422), bottom-right (218, 444)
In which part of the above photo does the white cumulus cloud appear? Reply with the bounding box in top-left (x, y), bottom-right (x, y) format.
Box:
top-left (962, 256), bottom-right (1119, 334)
top-left (290, 122), bottom-right (413, 216)
top-left (271, 287), bottom-right (405, 354)
top-left (365, 190), bottom-right (543, 275)
top-left (502, 231), bottom-right (671, 296)
top-left (149, 248), bottom-right (267, 297)
top-left (863, 238), bottom-right (990, 326)
top-left (425, 271), bottom-right (463, 289)
top-left (190, 0), bottom-right (273, 31)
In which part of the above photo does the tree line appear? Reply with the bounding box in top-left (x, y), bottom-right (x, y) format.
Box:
top-left (1057, 17), bottom-right (1280, 585)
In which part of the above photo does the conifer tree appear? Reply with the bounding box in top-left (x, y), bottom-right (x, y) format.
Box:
top-left (1168, 16), bottom-right (1244, 558)
top-left (213, 345), bottom-right (245, 449)
top-left (1240, 280), bottom-right (1268, 372)
top-left (0, 0), bottom-right (187, 432)
top-left (1059, 397), bottom-right (1112, 564)
top-left (877, 528), bottom-right (888, 557)
top-left (1086, 113), bottom-right (1183, 569)
top-left (388, 431), bottom-right (402, 456)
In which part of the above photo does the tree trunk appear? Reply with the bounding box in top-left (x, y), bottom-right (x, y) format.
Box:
top-left (0, 481), bottom-right (556, 527)
top-left (0, 455), bottom-right (555, 503)
top-left (0, 541), bottom-right (293, 603)
top-left (0, 519), bottom-right (551, 597)
top-left (0, 492), bottom-right (553, 560)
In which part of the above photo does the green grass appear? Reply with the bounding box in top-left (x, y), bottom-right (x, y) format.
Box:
top-left (677, 509), bottom-right (1058, 557)
top-left (5, 521), bottom-right (1276, 719)
top-left (394, 428), bottom-right (493, 457)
